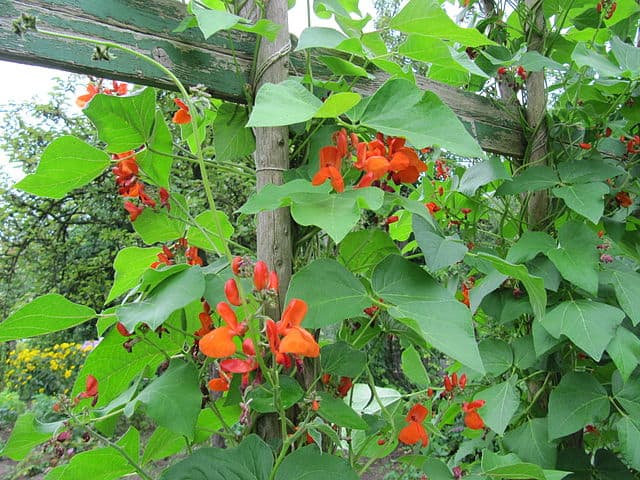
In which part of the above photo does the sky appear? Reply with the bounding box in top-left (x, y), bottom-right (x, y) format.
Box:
top-left (0, 0), bottom-right (377, 181)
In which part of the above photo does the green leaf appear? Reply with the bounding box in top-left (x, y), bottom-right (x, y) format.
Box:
top-left (390, 0), bottom-right (495, 47)
top-left (84, 88), bottom-right (156, 153)
top-left (107, 247), bottom-right (160, 302)
top-left (373, 255), bottom-right (484, 373)
top-left (317, 392), bottom-right (368, 429)
top-left (414, 215), bottom-right (467, 271)
top-left (319, 56), bottom-right (372, 78)
top-left (571, 42), bottom-right (622, 78)
top-left (532, 320), bottom-right (562, 357)
top-left (186, 209), bottom-right (234, 255)
top-left (0, 294), bottom-right (96, 342)
top-left (610, 36), bottom-right (640, 77)
top-left (350, 383), bottom-right (402, 415)
top-left (506, 231), bottom-right (556, 264)
top-left (478, 339), bottom-right (513, 376)
top-left (604, 268), bottom-right (640, 325)
top-left (295, 27), bottom-right (349, 51)
top-left (458, 157), bottom-right (511, 195)
top-left (137, 111), bottom-right (173, 188)
top-left (141, 427), bottom-right (186, 465)
top-left (542, 300), bottom-right (624, 361)
top-left (14, 136), bottom-right (110, 199)
top-left (72, 322), bottom-right (182, 407)
top-left (213, 103), bottom-right (255, 162)
top-left (481, 451), bottom-right (546, 480)
top-left (606, 326), bottom-right (640, 382)
top-left (321, 341), bottom-right (367, 378)
top-left (496, 166), bottom-right (559, 196)
top-left (240, 179), bottom-right (326, 213)
top-left (247, 79), bottom-right (323, 127)
top-left (0, 413), bottom-right (52, 461)
top-left (117, 266), bottom-right (205, 331)
top-left (616, 416), bottom-right (640, 470)
top-left (613, 371), bottom-right (640, 417)
top-left (552, 182), bottom-right (609, 224)
top-left (359, 79), bottom-right (484, 158)
top-left (45, 428), bottom-right (139, 480)
top-left (160, 435), bottom-right (273, 480)
top-left (476, 376), bottom-right (520, 435)
top-left (285, 259), bottom-right (370, 328)
top-left (234, 19), bottom-right (281, 41)
top-left (314, 92), bottom-right (362, 117)
top-left (401, 345), bottom-right (430, 387)
top-left (472, 252), bottom-right (546, 322)
top-left (247, 376), bottom-right (304, 413)
top-left (132, 208), bottom-right (186, 244)
top-left (546, 220), bottom-right (599, 295)
top-left (548, 372), bottom-right (610, 439)
top-left (422, 458), bottom-right (454, 480)
top-left (275, 445), bottom-right (359, 480)
top-left (557, 159), bottom-right (625, 184)
top-left (503, 418), bottom-right (557, 469)
top-left (338, 229), bottom-right (399, 275)
top-left (130, 361), bottom-right (201, 438)
top-left (289, 188), bottom-right (384, 243)
top-left (192, 3), bottom-right (240, 38)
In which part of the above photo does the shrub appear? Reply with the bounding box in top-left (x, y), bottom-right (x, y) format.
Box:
top-left (3, 341), bottom-right (95, 400)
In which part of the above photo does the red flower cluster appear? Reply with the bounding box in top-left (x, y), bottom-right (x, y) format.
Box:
top-left (76, 80), bottom-right (128, 108)
top-left (616, 191), bottom-right (633, 208)
top-left (312, 129), bottom-right (428, 192)
top-left (434, 158), bottom-right (450, 180)
top-left (620, 135), bottom-right (640, 154)
top-left (398, 404), bottom-right (429, 447)
top-left (150, 238), bottom-right (202, 269)
top-left (112, 151), bottom-right (170, 221)
top-left (596, 0), bottom-right (616, 18)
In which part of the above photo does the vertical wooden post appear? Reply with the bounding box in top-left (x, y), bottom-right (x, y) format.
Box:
top-left (524, 0), bottom-right (549, 229)
top-left (250, 0), bottom-right (293, 316)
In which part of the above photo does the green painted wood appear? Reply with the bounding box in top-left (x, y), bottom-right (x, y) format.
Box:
top-left (0, 0), bottom-right (525, 157)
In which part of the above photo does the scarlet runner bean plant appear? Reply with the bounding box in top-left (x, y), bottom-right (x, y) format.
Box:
top-left (2, 0), bottom-right (640, 479)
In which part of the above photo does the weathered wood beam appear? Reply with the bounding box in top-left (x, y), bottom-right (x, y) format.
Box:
top-left (0, 0), bottom-right (525, 157)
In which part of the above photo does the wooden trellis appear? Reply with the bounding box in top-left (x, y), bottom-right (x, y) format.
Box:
top-left (0, 0), bottom-right (525, 158)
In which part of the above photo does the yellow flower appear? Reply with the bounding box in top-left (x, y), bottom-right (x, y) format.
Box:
top-left (64, 369), bottom-right (72, 379)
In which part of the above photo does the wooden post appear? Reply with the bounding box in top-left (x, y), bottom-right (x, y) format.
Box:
top-left (524, 0), bottom-right (549, 229)
top-left (249, 1), bottom-right (293, 313)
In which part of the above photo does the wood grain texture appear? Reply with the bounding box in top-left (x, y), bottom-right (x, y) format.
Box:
top-left (1, 0), bottom-right (525, 157)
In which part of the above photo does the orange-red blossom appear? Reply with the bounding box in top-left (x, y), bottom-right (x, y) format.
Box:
top-left (398, 403), bottom-right (429, 447)
top-left (267, 299), bottom-right (320, 366)
top-left (462, 399), bottom-right (486, 430)
top-left (199, 302), bottom-right (247, 358)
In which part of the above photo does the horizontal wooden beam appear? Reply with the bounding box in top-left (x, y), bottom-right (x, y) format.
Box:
top-left (0, 0), bottom-right (525, 157)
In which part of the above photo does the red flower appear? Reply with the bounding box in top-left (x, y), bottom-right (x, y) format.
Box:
top-left (497, 66), bottom-right (507, 75)
top-left (337, 376), bottom-right (353, 398)
top-left (172, 98), bottom-right (191, 124)
top-left (516, 65), bottom-right (527, 80)
top-left (461, 208), bottom-right (472, 216)
top-left (276, 299), bottom-right (320, 357)
top-left (76, 375), bottom-right (99, 406)
top-left (398, 404), bottom-right (429, 447)
top-left (159, 187), bottom-right (170, 211)
top-left (253, 261), bottom-right (269, 291)
top-left (198, 302), bottom-right (247, 358)
top-left (231, 256), bottom-right (244, 276)
top-left (76, 84), bottom-right (99, 108)
top-left (268, 270), bottom-right (279, 291)
top-left (312, 146), bottom-right (345, 193)
top-left (616, 191), bottom-right (633, 208)
top-left (462, 399), bottom-right (486, 430)
top-left (579, 142), bottom-right (592, 150)
top-left (185, 246), bottom-right (203, 266)
top-left (425, 202), bottom-right (440, 214)
top-left (386, 215), bottom-right (399, 225)
top-left (224, 278), bottom-right (242, 306)
top-left (116, 322), bottom-right (132, 337)
top-left (123, 201), bottom-right (144, 222)
top-left (208, 372), bottom-right (230, 392)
